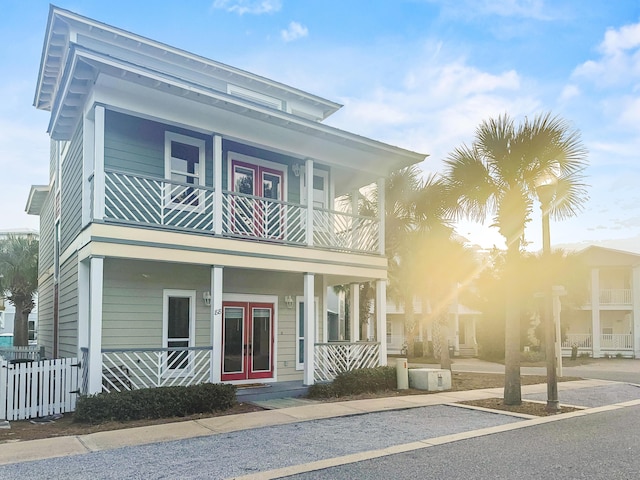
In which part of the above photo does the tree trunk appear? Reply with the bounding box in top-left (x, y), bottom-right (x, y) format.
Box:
top-left (438, 314), bottom-right (452, 371)
top-left (503, 248), bottom-right (522, 405)
top-left (12, 299), bottom-right (32, 347)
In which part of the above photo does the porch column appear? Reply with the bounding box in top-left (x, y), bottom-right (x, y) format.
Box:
top-left (81, 107), bottom-right (94, 226)
top-left (213, 135), bottom-right (223, 234)
top-left (210, 266), bottom-right (223, 383)
top-left (591, 268), bottom-right (601, 358)
top-left (377, 178), bottom-right (385, 256)
top-left (303, 273), bottom-right (315, 385)
top-left (92, 105), bottom-right (105, 221)
top-left (88, 256), bottom-right (104, 394)
top-left (305, 159), bottom-right (314, 246)
top-left (321, 275), bottom-right (328, 343)
top-left (376, 279), bottom-right (387, 365)
top-left (633, 266), bottom-right (640, 358)
top-left (350, 283), bottom-right (360, 342)
top-left (77, 260), bottom-right (90, 367)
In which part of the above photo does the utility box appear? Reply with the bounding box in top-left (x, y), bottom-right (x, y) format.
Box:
top-left (408, 368), bottom-right (452, 391)
top-left (396, 357), bottom-right (409, 390)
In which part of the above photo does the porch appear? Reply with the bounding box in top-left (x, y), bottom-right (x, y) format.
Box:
top-left (87, 342), bottom-right (382, 394)
top-left (561, 333), bottom-right (635, 357)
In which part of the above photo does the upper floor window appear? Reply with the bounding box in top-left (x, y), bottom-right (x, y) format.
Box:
top-left (164, 132), bottom-right (206, 209)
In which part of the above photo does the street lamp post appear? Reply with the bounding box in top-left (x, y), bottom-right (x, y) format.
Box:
top-left (537, 179), bottom-right (559, 413)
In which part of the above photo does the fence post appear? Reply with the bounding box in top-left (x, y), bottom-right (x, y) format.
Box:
top-left (0, 360), bottom-right (6, 420)
top-left (39, 346), bottom-right (46, 360)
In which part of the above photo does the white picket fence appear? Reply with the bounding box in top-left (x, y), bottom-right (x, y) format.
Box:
top-left (0, 358), bottom-right (80, 421)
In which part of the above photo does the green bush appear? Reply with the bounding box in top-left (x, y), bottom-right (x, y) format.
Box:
top-left (308, 366), bottom-right (397, 399)
top-left (74, 383), bottom-right (237, 424)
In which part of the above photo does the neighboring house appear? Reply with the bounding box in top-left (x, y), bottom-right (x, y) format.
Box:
top-left (386, 298), bottom-right (480, 357)
top-left (25, 7), bottom-right (426, 394)
top-left (562, 246), bottom-right (640, 358)
top-left (0, 229), bottom-right (39, 345)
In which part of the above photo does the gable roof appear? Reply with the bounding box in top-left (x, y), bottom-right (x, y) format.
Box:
top-left (577, 245), bottom-right (640, 267)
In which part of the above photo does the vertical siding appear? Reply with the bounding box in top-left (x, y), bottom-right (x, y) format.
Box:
top-left (60, 123), bottom-right (83, 252)
top-left (58, 253), bottom-right (79, 358)
top-left (37, 274), bottom-right (55, 359)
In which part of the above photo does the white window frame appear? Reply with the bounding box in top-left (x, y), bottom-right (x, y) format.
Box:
top-left (295, 296), bottom-right (318, 370)
top-left (164, 132), bottom-right (206, 212)
top-left (162, 289), bottom-right (196, 377)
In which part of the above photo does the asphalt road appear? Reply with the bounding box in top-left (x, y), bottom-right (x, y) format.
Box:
top-left (288, 404), bottom-right (640, 480)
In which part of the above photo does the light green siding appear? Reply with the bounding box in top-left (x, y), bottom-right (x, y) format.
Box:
top-left (58, 253), bottom-right (79, 358)
top-left (60, 123), bottom-right (83, 252)
top-left (37, 274), bottom-right (55, 358)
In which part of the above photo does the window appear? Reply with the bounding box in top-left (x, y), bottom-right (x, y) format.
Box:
top-left (164, 132), bottom-right (206, 209)
top-left (28, 320), bottom-right (36, 342)
top-left (295, 297), bottom-right (318, 370)
top-left (163, 290), bottom-right (196, 374)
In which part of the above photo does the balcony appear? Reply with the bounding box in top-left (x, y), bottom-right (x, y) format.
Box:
top-left (100, 169), bottom-right (380, 254)
top-left (599, 289), bottom-right (632, 305)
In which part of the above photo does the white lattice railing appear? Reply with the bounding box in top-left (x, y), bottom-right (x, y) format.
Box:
top-left (601, 334), bottom-right (633, 350)
top-left (599, 289), bottom-right (632, 305)
top-left (562, 334), bottom-right (592, 348)
top-left (101, 347), bottom-right (213, 392)
top-left (221, 190), bottom-right (307, 244)
top-left (314, 342), bottom-right (381, 383)
top-left (313, 208), bottom-right (379, 253)
top-left (104, 169), bottom-right (215, 232)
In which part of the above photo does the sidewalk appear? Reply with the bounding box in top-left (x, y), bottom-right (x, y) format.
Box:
top-left (2, 378), bottom-right (638, 470)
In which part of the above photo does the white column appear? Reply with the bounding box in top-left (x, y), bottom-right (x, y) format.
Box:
top-left (213, 135), bottom-right (223, 234)
top-left (88, 256), bottom-right (104, 394)
top-left (350, 283), bottom-right (360, 342)
top-left (305, 159), bottom-right (314, 246)
top-left (303, 273), bottom-right (315, 385)
top-left (77, 260), bottom-right (90, 361)
top-left (377, 178), bottom-right (385, 256)
top-left (376, 279), bottom-right (387, 365)
top-left (633, 266), bottom-right (640, 358)
top-left (82, 111), bottom-right (95, 226)
top-left (210, 266), bottom-right (223, 383)
top-left (321, 275), bottom-right (328, 344)
top-left (591, 268), bottom-right (601, 358)
top-left (92, 105), bottom-right (105, 220)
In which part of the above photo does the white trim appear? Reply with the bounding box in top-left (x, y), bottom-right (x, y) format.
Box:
top-left (93, 105), bottom-right (105, 220)
top-left (295, 296), bottom-right (319, 371)
top-left (210, 266), bottom-right (223, 383)
top-left (303, 273), bottom-right (315, 385)
top-left (226, 151), bottom-right (288, 201)
top-left (162, 289), bottom-right (196, 376)
top-left (164, 131), bottom-right (206, 212)
top-left (88, 256), bottom-right (104, 394)
top-left (227, 84), bottom-right (283, 111)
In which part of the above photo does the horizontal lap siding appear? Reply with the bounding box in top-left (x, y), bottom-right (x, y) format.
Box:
top-left (58, 254), bottom-right (78, 358)
top-left (39, 191), bottom-right (55, 276)
top-left (60, 124), bottom-right (83, 252)
top-left (38, 275), bottom-right (55, 359)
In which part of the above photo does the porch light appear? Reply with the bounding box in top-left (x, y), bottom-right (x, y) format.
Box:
top-left (203, 291), bottom-right (211, 306)
top-left (291, 163), bottom-right (301, 177)
top-left (284, 295), bottom-right (294, 309)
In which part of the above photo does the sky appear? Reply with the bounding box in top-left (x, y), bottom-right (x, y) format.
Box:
top-left (1, 0), bottom-right (639, 252)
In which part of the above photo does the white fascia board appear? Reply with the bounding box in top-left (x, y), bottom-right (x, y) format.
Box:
top-left (56, 47), bottom-right (427, 173)
top-left (39, 6), bottom-right (341, 120)
top-left (25, 185), bottom-right (50, 216)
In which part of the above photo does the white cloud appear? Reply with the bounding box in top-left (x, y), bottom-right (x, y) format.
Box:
top-left (429, 0), bottom-right (553, 21)
top-left (211, 0), bottom-right (281, 15)
top-left (559, 84), bottom-right (580, 102)
top-left (281, 22), bottom-right (308, 42)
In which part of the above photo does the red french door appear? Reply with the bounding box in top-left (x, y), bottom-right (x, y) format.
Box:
top-left (230, 160), bottom-right (284, 239)
top-left (222, 301), bottom-right (274, 381)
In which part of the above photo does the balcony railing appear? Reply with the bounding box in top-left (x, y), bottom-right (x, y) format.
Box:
top-left (599, 289), bottom-right (632, 305)
top-left (314, 342), bottom-right (380, 382)
top-left (562, 334), bottom-right (592, 348)
top-left (561, 333), bottom-right (633, 350)
top-left (102, 169), bottom-right (379, 254)
top-left (101, 346), bottom-right (213, 393)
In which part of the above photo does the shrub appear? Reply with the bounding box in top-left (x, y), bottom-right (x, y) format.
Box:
top-left (308, 366), bottom-right (397, 398)
top-left (520, 350), bottom-right (545, 363)
top-left (74, 383), bottom-right (236, 424)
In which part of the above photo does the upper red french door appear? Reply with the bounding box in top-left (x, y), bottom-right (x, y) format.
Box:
top-left (230, 160), bottom-right (284, 239)
top-left (221, 301), bottom-right (274, 381)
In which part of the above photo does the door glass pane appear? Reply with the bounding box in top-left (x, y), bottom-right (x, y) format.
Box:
top-left (224, 307), bottom-right (244, 374)
top-left (234, 167), bottom-right (255, 195)
top-left (168, 297), bottom-right (190, 339)
top-left (262, 173), bottom-right (281, 200)
top-left (252, 308), bottom-right (271, 372)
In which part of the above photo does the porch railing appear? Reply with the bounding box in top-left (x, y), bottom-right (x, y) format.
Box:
top-left (599, 289), bottom-right (632, 305)
top-left (0, 345), bottom-right (45, 362)
top-left (101, 346), bottom-right (213, 393)
top-left (601, 334), bottom-right (633, 350)
top-left (102, 169), bottom-right (380, 254)
top-left (314, 342), bottom-right (380, 383)
top-left (562, 334), bottom-right (592, 348)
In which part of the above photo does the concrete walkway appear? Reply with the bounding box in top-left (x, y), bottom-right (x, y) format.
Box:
top-left (1, 378), bottom-right (637, 472)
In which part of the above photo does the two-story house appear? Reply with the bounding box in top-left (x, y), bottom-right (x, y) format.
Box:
top-left (562, 246), bottom-right (640, 358)
top-left (26, 6), bottom-right (426, 394)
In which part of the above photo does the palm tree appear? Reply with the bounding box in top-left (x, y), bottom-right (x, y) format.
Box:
top-left (0, 234), bottom-right (39, 346)
top-left (443, 112), bottom-right (588, 404)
